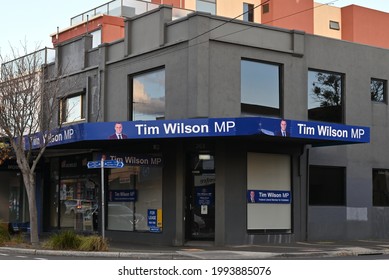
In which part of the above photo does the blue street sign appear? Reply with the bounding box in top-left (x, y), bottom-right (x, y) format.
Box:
top-left (103, 160), bottom-right (124, 168)
top-left (87, 161), bottom-right (101, 169)
top-left (87, 160), bottom-right (124, 169)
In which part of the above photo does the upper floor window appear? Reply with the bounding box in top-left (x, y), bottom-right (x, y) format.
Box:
top-left (59, 93), bottom-right (85, 124)
top-left (243, 3), bottom-right (254, 22)
top-left (131, 68), bottom-right (165, 121)
top-left (329, 20), bottom-right (340, 30)
top-left (241, 59), bottom-right (281, 117)
top-left (91, 29), bottom-right (102, 48)
top-left (262, 3), bottom-right (270, 14)
top-left (371, 78), bottom-right (387, 103)
top-left (308, 69), bottom-right (344, 123)
top-left (196, 0), bottom-right (216, 15)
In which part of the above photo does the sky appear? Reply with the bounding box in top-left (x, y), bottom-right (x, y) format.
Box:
top-left (316, 0), bottom-right (389, 11)
top-left (0, 0), bottom-right (107, 57)
top-left (1, 0), bottom-right (389, 57)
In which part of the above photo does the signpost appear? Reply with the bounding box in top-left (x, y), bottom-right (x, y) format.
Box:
top-left (87, 157), bottom-right (123, 239)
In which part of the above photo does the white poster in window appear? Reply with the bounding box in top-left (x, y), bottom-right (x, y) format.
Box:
top-left (201, 205), bottom-right (208, 215)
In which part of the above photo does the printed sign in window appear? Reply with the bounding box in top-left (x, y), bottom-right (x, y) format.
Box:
top-left (247, 190), bottom-right (291, 204)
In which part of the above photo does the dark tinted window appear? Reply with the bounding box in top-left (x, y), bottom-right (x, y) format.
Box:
top-left (309, 165), bottom-right (345, 206)
top-left (373, 169), bottom-right (389, 206)
top-left (308, 70), bottom-right (344, 123)
top-left (371, 78), bottom-right (386, 103)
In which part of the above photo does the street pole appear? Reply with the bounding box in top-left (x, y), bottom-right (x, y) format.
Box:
top-left (101, 156), bottom-right (105, 239)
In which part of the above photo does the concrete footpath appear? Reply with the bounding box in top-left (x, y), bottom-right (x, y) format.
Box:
top-left (1, 239), bottom-right (389, 259)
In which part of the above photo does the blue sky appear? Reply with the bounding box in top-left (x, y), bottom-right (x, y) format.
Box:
top-left (0, 0), bottom-right (107, 57)
top-left (316, 0), bottom-right (389, 11)
top-left (1, 0), bottom-right (389, 57)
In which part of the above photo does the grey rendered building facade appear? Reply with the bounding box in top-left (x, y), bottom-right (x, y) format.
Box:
top-left (43, 6), bottom-right (389, 246)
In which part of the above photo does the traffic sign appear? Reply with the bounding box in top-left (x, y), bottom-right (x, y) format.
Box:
top-left (87, 161), bottom-right (101, 169)
top-left (87, 160), bottom-right (124, 169)
top-left (103, 160), bottom-right (124, 168)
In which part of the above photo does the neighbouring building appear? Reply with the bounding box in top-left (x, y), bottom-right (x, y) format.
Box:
top-left (51, 0), bottom-right (389, 51)
top-left (2, 1), bottom-right (389, 246)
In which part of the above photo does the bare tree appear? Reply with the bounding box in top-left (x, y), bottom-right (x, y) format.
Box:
top-left (0, 44), bottom-right (70, 246)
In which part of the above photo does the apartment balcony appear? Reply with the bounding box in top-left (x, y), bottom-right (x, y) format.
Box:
top-left (70, 0), bottom-right (193, 26)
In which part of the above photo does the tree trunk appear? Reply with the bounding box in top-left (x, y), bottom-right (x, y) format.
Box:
top-left (23, 172), bottom-right (39, 246)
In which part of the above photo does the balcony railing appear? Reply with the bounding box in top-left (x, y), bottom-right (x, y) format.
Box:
top-left (1, 48), bottom-right (55, 77)
top-left (70, 0), bottom-right (193, 26)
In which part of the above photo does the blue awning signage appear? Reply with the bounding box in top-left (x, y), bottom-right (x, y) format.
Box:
top-left (26, 117), bottom-right (370, 149)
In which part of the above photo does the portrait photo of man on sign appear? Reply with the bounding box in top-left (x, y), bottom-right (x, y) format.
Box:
top-left (275, 119), bottom-right (290, 137)
top-left (109, 122), bottom-right (128, 139)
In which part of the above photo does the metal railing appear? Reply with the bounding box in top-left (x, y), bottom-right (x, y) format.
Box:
top-left (1, 48), bottom-right (55, 77)
top-left (70, 0), bottom-right (193, 26)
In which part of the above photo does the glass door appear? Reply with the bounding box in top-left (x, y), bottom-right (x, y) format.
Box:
top-left (185, 153), bottom-right (215, 240)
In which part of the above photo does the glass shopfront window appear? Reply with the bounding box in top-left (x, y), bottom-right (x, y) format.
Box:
top-left (48, 154), bottom-right (162, 233)
top-left (49, 155), bottom-right (99, 232)
top-left (0, 164), bottom-right (28, 233)
top-left (107, 155), bottom-right (163, 232)
top-left (59, 177), bottom-right (99, 231)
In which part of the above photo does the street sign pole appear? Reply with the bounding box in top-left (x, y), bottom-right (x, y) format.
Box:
top-left (101, 156), bottom-right (105, 239)
top-left (87, 157), bottom-right (123, 240)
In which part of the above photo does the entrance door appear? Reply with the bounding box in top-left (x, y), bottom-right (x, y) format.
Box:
top-left (185, 153), bottom-right (215, 240)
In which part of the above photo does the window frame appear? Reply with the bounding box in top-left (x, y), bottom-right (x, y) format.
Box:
top-left (309, 165), bottom-right (346, 206)
top-left (329, 20), bottom-right (340, 30)
top-left (129, 67), bottom-right (166, 121)
top-left (196, 0), bottom-right (216, 15)
top-left (106, 155), bottom-right (163, 232)
top-left (243, 3), bottom-right (254, 22)
top-left (372, 169), bottom-right (389, 207)
top-left (241, 58), bottom-right (283, 117)
top-left (59, 91), bottom-right (86, 124)
top-left (262, 3), bottom-right (270, 14)
top-left (308, 68), bottom-right (345, 124)
top-left (90, 29), bottom-right (102, 48)
top-left (370, 78), bottom-right (387, 103)
top-left (246, 153), bottom-right (292, 233)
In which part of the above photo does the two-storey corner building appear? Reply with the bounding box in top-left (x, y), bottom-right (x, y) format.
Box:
top-left (2, 1), bottom-right (389, 246)
top-left (28, 4), bottom-right (389, 247)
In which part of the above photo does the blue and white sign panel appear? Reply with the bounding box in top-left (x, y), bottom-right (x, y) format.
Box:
top-left (147, 209), bottom-right (157, 227)
top-left (195, 186), bottom-right (214, 206)
top-left (25, 117), bottom-right (370, 150)
top-left (247, 190), bottom-right (291, 204)
top-left (87, 160), bottom-right (124, 169)
top-left (103, 160), bottom-right (124, 168)
top-left (87, 161), bottom-right (101, 169)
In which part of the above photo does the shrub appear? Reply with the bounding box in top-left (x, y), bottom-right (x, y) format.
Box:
top-left (78, 235), bottom-right (109, 251)
top-left (44, 231), bottom-right (108, 251)
top-left (0, 222), bottom-right (10, 245)
top-left (44, 231), bottom-right (81, 250)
